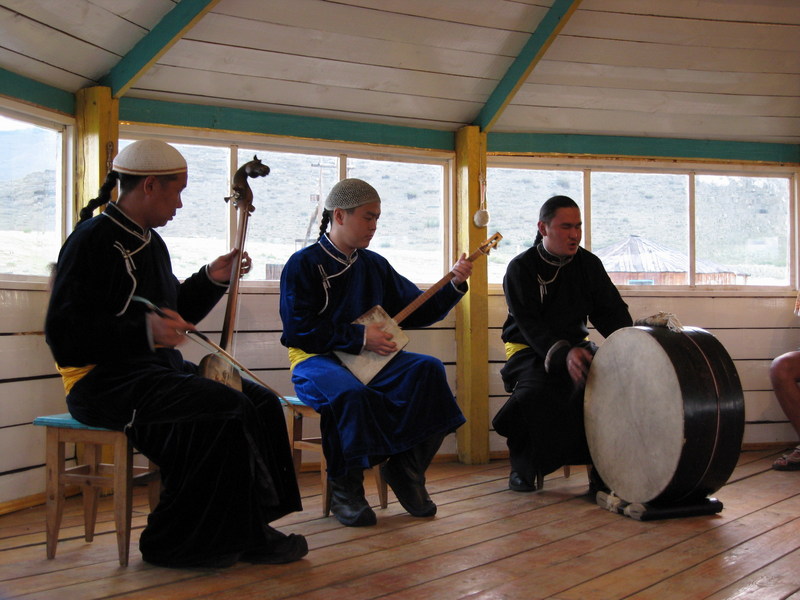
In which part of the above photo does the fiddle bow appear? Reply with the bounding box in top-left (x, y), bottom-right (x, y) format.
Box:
top-left (198, 156), bottom-right (269, 390)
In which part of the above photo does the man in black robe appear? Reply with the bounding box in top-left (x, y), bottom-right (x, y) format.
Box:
top-left (45, 139), bottom-right (306, 568)
top-left (493, 195), bottom-right (632, 492)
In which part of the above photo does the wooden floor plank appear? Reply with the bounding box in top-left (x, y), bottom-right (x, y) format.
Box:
top-left (675, 544), bottom-right (800, 600)
top-left (0, 453), bottom-right (798, 600)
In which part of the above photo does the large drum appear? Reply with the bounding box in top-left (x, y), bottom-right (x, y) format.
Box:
top-left (584, 325), bottom-right (744, 506)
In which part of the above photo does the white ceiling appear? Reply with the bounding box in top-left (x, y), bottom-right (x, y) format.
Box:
top-left (0, 0), bottom-right (798, 144)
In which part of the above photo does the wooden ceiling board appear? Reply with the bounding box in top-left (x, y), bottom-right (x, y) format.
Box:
top-left (81, 0), bottom-right (178, 28)
top-left (0, 5), bottom-right (118, 82)
top-left (0, 0), bottom-right (162, 56)
top-left (544, 36), bottom-right (800, 74)
top-left (0, 47), bottom-right (92, 93)
top-left (213, 0), bottom-right (532, 55)
top-left (566, 10), bottom-right (800, 52)
top-left (156, 40), bottom-right (495, 102)
top-left (530, 61), bottom-right (800, 97)
top-left (134, 65), bottom-right (482, 127)
top-left (318, 0), bottom-right (552, 31)
top-left (514, 84), bottom-right (800, 118)
top-left (578, 0), bottom-right (800, 25)
top-left (123, 90), bottom-right (472, 132)
top-left (185, 13), bottom-right (514, 79)
top-left (496, 104), bottom-right (800, 143)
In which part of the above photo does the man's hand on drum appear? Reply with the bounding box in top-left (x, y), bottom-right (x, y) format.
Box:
top-left (566, 346), bottom-right (593, 385)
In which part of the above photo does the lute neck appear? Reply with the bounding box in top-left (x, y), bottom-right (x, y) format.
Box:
top-left (392, 244), bottom-right (488, 326)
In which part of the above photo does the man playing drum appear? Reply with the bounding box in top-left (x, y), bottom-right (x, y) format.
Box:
top-left (493, 195), bottom-right (632, 492)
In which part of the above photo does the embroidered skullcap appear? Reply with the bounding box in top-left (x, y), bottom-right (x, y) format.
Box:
top-left (112, 139), bottom-right (187, 176)
top-left (324, 178), bottom-right (381, 211)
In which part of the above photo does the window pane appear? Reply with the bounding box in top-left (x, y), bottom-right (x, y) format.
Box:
top-left (347, 158), bottom-right (444, 283)
top-left (0, 115), bottom-right (61, 276)
top-left (486, 167), bottom-right (583, 284)
top-left (696, 175), bottom-right (790, 286)
top-left (592, 172), bottom-right (689, 286)
top-left (120, 141), bottom-right (231, 280)
top-left (237, 149), bottom-right (339, 281)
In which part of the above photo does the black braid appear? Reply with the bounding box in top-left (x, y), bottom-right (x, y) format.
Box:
top-left (534, 195), bottom-right (579, 247)
top-left (78, 171), bottom-right (120, 224)
top-left (318, 209), bottom-right (331, 240)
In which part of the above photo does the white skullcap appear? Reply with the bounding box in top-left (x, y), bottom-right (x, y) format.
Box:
top-left (324, 178), bottom-right (381, 211)
top-left (112, 139), bottom-right (187, 176)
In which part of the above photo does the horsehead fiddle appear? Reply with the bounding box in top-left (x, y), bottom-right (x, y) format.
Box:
top-left (198, 156), bottom-right (270, 390)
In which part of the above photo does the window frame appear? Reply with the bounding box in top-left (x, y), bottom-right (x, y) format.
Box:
top-left (120, 124), bottom-right (455, 288)
top-left (487, 154), bottom-right (800, 295)
top-left (0, 98), bottom-right (73, 288)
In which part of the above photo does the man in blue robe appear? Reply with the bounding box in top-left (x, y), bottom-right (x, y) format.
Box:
top-left (280, 178), bottom-right (471, 526)
top-left (46, 139), bottom-right (306, 568)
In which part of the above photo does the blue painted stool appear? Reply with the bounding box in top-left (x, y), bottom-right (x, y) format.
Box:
top-left (283, 396), bottom-right (387, 516)
top-left (33, 413), bottom-right (160, 566)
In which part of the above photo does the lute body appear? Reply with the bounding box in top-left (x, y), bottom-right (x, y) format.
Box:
top-left (335, 232), bottom-right (502, 385)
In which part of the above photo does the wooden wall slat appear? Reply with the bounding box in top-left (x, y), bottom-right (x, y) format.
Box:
top-left (0, 424), bottom-right (44, 473)
top-left (0, 289), bottom-right (49, 333)
top-left (0, 378), bottom-right (65, 427)
top-left (0, 335), bottom-right (55, 380)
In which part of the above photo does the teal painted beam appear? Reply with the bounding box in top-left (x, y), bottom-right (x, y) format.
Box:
top-left (120, 97), bottom-right (455, 150)
top-left (99, 0), bottom-right (218, 98)
top-left (0, 67), bottom-right (74, 115)
top-left (488, 133), bottom-right (800, 164)
top-left (473, 0), bottom-right (582, 132)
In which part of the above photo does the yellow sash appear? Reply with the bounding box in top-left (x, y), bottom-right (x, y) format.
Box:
top-left (287, 347), bottom-right (319, 371)
top-left (504, 342), bottom-right (529, 360)
top-left (56, 364), bottom-right (95, 395)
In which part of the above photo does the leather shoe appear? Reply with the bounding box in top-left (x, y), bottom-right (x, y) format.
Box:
top-left (241, 534), bottom-right (308, 564)
top-left (381, 459), bottom-right (436, 517)
top-left (330, 470), bottom-right (377, 527)
top-left (508, 471), bottom-right (538, 492)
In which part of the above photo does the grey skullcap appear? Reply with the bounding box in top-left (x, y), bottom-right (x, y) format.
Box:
top-left (112, 139), bottom-right (187, 176)
top-left (324, 178), bottom-right (381, 211)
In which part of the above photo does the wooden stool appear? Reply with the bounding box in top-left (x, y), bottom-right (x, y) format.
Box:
top-left (284, 396), bottom-right (387, 516)
top-left (33, 413), bottom-right (161, 566)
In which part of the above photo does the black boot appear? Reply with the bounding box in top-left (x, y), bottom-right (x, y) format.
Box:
top-left (329, 469), bottom-right (377, 527)
top-left (381, 434), bottom-right (444, 518)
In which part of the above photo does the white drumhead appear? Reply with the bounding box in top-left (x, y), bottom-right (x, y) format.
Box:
top-left (585, 327), bottom-right (685, 504)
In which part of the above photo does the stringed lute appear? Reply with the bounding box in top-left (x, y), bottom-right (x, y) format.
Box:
top-left (335, 232), bottom-right (502, 385)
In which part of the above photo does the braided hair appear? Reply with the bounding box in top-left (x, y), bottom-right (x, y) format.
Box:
top-left (533, 195), bottom-right (580, 247)
top-left (317, 207), bottom-right (357, 240)
top-left (77, 172), bottom-right (180, 225)
top-left (317, 209), bottom-right (332, 240)
top-left (77, 171), bottom-right (119, 224)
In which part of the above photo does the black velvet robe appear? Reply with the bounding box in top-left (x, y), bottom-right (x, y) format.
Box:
top-left (494, 244), bottom-right (632, 483)
top-left (45, 203), bottom-right (301, 567)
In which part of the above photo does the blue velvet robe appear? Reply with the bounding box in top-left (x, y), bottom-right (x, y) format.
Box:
top-left (280, 235), bottom-right (467, 478)
top-left (45, 203), bottom-right (302, 567)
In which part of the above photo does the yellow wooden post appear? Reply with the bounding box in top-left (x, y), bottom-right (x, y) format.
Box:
top-left (454, 125), bottom-right (490, 464)
top-left (74, 86), bottom-right (119, 227)
top-left (74, 86), bottom-right (118, 474)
